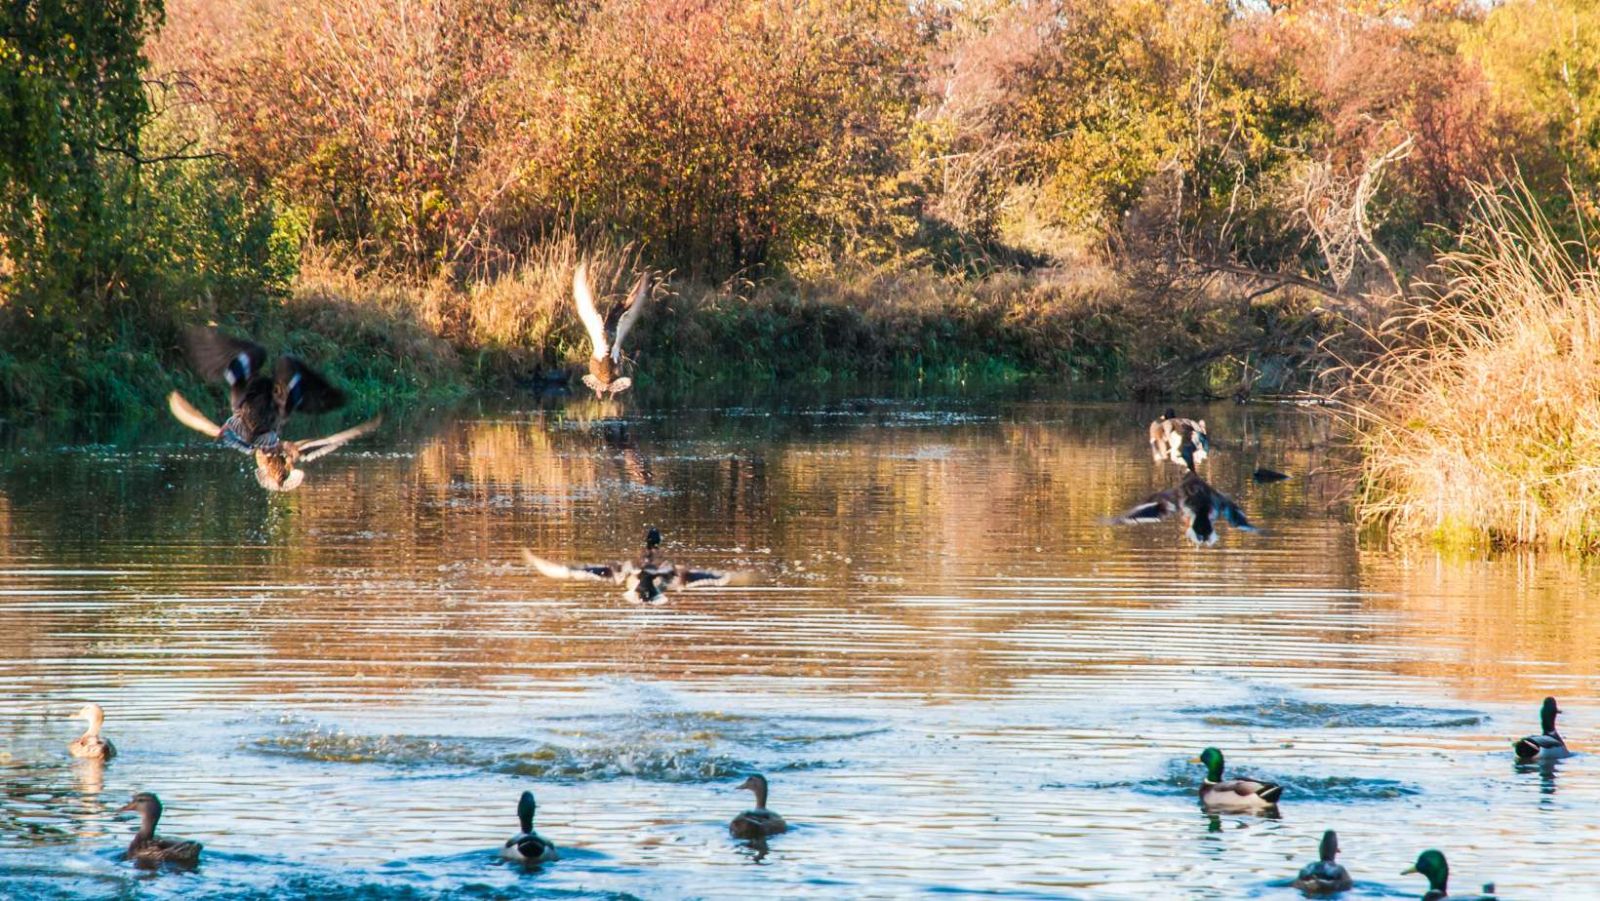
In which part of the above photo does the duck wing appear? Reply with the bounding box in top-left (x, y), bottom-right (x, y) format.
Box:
top-left (523, 551), bottom-right (627, 584)
top-left (659, 566), bottom-right (735, 589)
top-left (167, 391), bottom-right (225, 440)
top-left (607, 272), bottom-right (650, 363)
top-left (293, 415), bottom-right (383, 463)
top-left (1212, 491), bottom-right (1257, 531)
top-left (184, 327), bottom-right (268, 386)
top-left (274, 356), bottom-right (346, 420)
top-left (1110, 487), bottom-right (1181, 524)
top-left (1213, 776), bottom-right (1282, 803)
top-left (1514, 732), bottom-right (1567, 758)
top-left (573, 262), bottom-right (610, 361)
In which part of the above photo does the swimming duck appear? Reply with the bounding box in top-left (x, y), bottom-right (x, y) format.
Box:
top-left (1292, 830), bottom-right (1352, 894)
top-left (1149, 409), bottom-right (1210, 466)
top-left (1403, 850), bottom-right (1498, 900)
top-left (500, 790), bottom-right (559, 864)
top-left (168, 328), bottom-right (381, 491)
top-left (1192, 747), bottom-right (1282, 813)
top-left (1513, 696), bottom-right (1572, 761)
top-left (118, 792), bottom-right (202, 866)
top-left (1253, 468), bottom-right (1290, 483)
top-left (1111, 471), bottom-right (1257, 546)
top-left (68, 703), bottom-right (116, 760)
top-left (573, 262), bottom-right (650, 399)
top-left (523, 528), bottom-right (736, 604)
top-left (729, 774), bottom-right (788, 840)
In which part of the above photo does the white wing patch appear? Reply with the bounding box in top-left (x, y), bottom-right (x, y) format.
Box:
top-left (610, 273), bottom-right (650, 363)
top-left (573, 262), bottom-right (609, 361)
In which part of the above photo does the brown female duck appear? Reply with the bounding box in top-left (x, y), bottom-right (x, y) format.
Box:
top-left (68, 703), bottom-right (116, 760)
top-left (118, 792), bottom-right (202, 866)
top-left (729, 774), bottom-right (788, 840)
top-left (167, 327), bottom-right (381, 491)
top-left (573, 262), bottom-right (650, 399)
top-left (1148, 408), bottom-right (1210, 466)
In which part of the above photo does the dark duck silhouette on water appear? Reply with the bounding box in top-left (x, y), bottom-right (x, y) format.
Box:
top-left (500, 790), bottom-right (559, 864)
top-left (168, 328), bottom-right (381, 491)
top-left (1110, 465), bottom-right (1257, 546)
top-left (729, 774), bottom-right (788, 840)
top-left (118, 792), bottom-right (202, 867)
top-left (1293, 830), bottom-right (1353, 894)
top-left (573, 262), bottom-right (650, 399)
top-left (523, 528), bottom-right (737, 604)
top-left (1513, 696), bottom-right (1573, 762)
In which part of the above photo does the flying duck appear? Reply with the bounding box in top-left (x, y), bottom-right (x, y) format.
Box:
top-left (1111, 471), bottom-right (1257, 546)
top-left (68, 703), bottom-right (116, 760)
top-left (118, 792), bottom-right (202, 866)
top-left (1513, 696), bottom-right (1573, 761)
top-left (1293, 830), bottom-right (1353, 894)
top-left (573, 262), bottom-right (650, 399)
top-left (501, 790), bottom-right (559, 864)
top-left (1403, 850), bottom-right (1498, 900)
top-left (1149, 409), bottom-right (1210, 466)
top-left (168, 328), bottom-right (381, 491)
top-left (1192, 747), bottom-right (1282, 813)
top-left (729, 774), bottom-right (788, 840)
top-left (523, 528), bottom-right (736, 604)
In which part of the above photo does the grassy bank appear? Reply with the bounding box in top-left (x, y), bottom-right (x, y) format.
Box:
top-left (1341, 184), bottom-right (1600, 553)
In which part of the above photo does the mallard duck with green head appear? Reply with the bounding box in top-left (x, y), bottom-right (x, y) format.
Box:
top-left (1292, 830), bottom-right (1352, 894)
top-left (168, 328), bottom-right (381, 491)
top-left (523, 528), bottom-right (737, 604)
top-left (1192, 747), bottom-right (1282, 813)
top-left (1111, 470), bottom-right (1257, 546)
top-left (1513, 696), bottom-right (1573, 761)
top-left (500, 790), bottom-right (559, 864)
top-left (1403, 850), bottom-right (1497, 900)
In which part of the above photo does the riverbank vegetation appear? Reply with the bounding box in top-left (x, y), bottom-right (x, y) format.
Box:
top-left (6, 2), bottom-right (1600, 557)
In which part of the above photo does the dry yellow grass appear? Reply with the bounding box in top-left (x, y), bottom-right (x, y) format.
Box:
top-left (1342, 181), bottom-right (1600, 552)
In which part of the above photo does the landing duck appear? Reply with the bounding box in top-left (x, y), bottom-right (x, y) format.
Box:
top-left (118, 792), bottom-right (202, 866)
top-left (523, 528), bottom-right (736, 604)
top-left (573, 262), bottom-right (650, 399)
top-left (501, 790), bottom-right (559, 864)
top-left (1192, 747), bottom-right (1282, 813)
top-left (1111, 471), bottom-right (1257, 546)
top-left (1149, 408), bottom-right (1210, 466)
top-left (68, 703), bottom-right (116, 760)
top-left (729, 774), bottom-right (788, 840)
top-left (1403, 850), bottom-right (1498, 900)
top-left (1292, 830), bottom-right (1352, 894)
top-left (168, 327), bottom-right (381, 491)
top-left (1513, 696), bottom-right (1572, 761)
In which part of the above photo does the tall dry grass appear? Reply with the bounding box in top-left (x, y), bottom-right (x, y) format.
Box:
top-left (1343, 181), bottom-right (1600, 551)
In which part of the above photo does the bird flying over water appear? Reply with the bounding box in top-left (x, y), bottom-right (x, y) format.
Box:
top-left (168, 327), bottom-right (381, 491)
top-left (522, 528), bottom-right (738, 603)
top-left (574, 262), bottom-right (650, 399)
top-left (1110, 470), bottom-right (1257, 546)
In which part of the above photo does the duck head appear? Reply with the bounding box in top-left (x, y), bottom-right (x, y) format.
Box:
top-left (1319, 830), bottom-right (1339, 862)
top-left (736, 774), bottom-right (769, 807)
top-left (1403, 849), bottom-right (1449, 893)
top-left (1192, 747), bottom-right (1225, 782)
top-left (70, 703), bottom-right (106, 729)
top-left (1540, 696), bottom-right (1561, 733)
top-left (516, 790), bottom-right (536, 834)
top-left (118, 792), bottom-right (163, 822)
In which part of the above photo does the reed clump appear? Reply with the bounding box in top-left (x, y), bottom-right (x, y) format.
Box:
top-left (1344, 183), bottom-right (1600, 552)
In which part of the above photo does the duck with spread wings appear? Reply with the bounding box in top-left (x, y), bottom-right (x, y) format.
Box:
top-left (573, 262), bottom-right (650, 399)
top-left (522, 528), bottom-right (737, 604)
top-left (167, 327), bottom-right (381, 491)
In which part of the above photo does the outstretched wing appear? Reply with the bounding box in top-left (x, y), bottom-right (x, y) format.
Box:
top-left (294, 415), bottom-right (383, 463)
top-left (274, 356), bottom-right (346, 418)
top-left (673, 568), bottom-right (734, 589)
top-left (523, 550), bottom-right (624, 584)
top-left (573, 262), bottom-right (609, 361)
top-left (608, 272), bottom-right (650, 362)
top-left (1110, 489), bottom-right (1180, 525)
top-left (183, 327), bottom-right (268, 386)
top-left (1213, 492), bottom-right (1257, 531)
top-left (167, 391), bottom-right (241, 445)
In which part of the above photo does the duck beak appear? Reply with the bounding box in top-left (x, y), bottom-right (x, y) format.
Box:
top-left (116, 801), bottom-right (136, 814)
top-left (1188, 756), bottom-right (1201, 764)
top-left (1401, 865), bottom-right (1418, 875)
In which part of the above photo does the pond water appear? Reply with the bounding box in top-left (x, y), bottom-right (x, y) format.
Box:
top-left (1, 391), bottom-right (1597, 899)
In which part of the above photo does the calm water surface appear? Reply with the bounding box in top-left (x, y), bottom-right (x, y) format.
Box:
top-left (1, 392), bottom-right (1597, 899)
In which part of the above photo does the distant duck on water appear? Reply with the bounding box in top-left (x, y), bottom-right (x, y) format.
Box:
top-left (1192, 747), bottom-right (1282, 813)
top-left (68, 703), bottom-right (116, 760)
top-left (1149, 408), bottom-right (1210, 467)
top-left (729, 774), bottom-right (787, 840)
top-left (573, 262), bottom-right (651, 399)
top-left (118, 792), bottom-right (202, 866)
top-left (168, 327), bottom-right (381, 491)
top-left (1513, 696), bottom-right (1573, 761)
top-left (501, 790), bottom-right (559, 864)
top-left (523, 528), bottom-right (738, 604)
top-left (1292, 830), bottom-right (1353, 895)
top-left (1404, 850), bottom-right (1498, 900)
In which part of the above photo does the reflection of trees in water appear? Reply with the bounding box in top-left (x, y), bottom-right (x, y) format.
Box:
top-left (6, 401), bottom-right (1585, 704)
